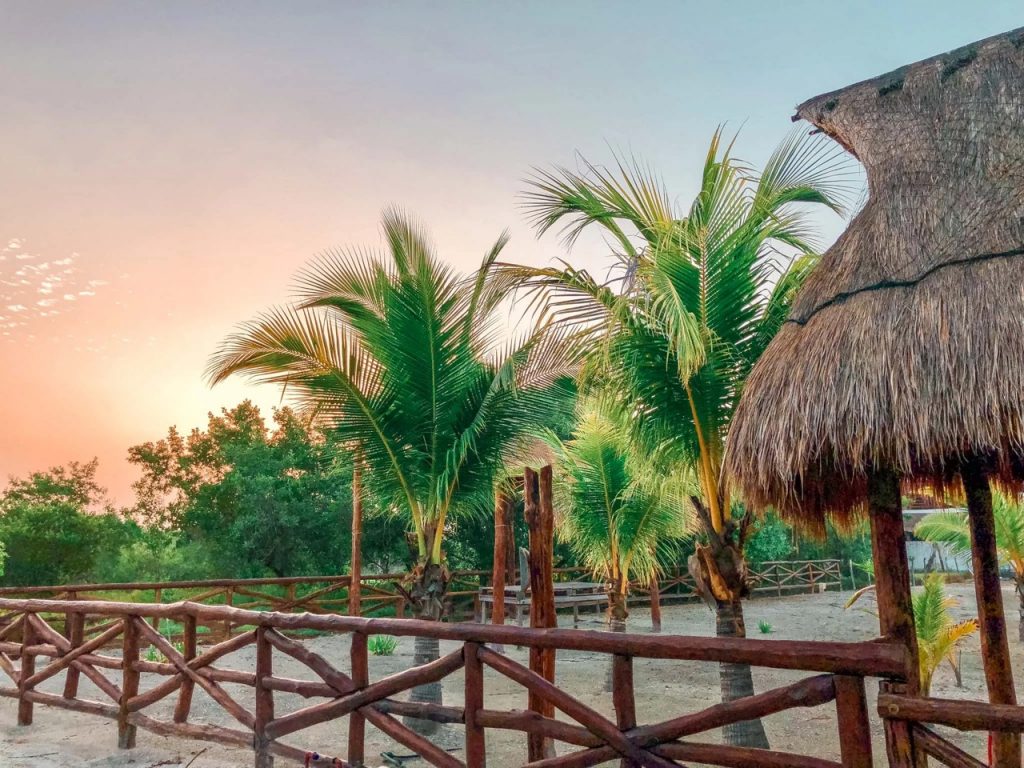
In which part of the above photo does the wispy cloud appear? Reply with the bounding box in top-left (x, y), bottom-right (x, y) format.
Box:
top-left (0, 239), bottom-right (111, 340)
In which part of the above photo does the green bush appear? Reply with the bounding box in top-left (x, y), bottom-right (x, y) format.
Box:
top-left (368, 635), bottom-right (398, 656)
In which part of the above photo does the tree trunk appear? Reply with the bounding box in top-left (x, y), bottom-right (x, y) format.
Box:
top-left (402, 562), bottom-right (448, 737)
top-left (961, 458), bottom-right (1020, 768)
top-left (716, 598), bottom-right (770, 749)
top-left (604, 588), bottom-right (628, 692)
top-left (1017, 575), bottom-right (1024, 643)
top-left (348, 461), bottom-right (363, 617)
top-left (686, 496), bottom-right (769, 750)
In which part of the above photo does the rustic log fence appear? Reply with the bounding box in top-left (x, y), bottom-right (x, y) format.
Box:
top-left (0, 595), bottom-right (930, 768)
top-left (0, 559), bottom-right (845, 642)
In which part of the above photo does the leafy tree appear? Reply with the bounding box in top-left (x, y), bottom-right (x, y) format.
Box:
top-left (916, 493), bottom-right (1024, 641)
top-left (743, 512), bottom-right (793, 567)
top-left (208, 210), bottom-right (574, 730)
top-left (0, 461), bottom-right (132, 586)
top-left (506, 130), bottom-right (848, 747)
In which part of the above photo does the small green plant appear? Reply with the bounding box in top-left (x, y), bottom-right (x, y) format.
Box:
top-left (368, 635), bottom-right (398, 656)
top-left (757, 619), bottom-right (773, 635)
top-left (144, 645), bottom-right (160, 662)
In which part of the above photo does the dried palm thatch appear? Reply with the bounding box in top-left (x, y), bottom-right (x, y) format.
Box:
top-left (725, 28), bottom-right (1024, 530)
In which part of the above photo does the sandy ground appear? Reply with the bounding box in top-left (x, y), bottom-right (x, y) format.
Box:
top-left (2, 582), bottom-right (1020, 767)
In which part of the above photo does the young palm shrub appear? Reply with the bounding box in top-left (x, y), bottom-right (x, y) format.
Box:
top-left (550, 403), bottom-right (692, 689)
top-left (553, 405), bottom-right (692, 629)
top-left (916, 492), bottom-right (1024, 641)
top-left (506, 130), bottom-right (850, 748)
top-left (847, 574), bottom-right (978, 694)
top-left (208, 210), bottom-right (574, 733)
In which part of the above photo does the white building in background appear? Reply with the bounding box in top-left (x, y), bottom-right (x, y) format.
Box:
top-left (902, 497), bottom-right (972, 573)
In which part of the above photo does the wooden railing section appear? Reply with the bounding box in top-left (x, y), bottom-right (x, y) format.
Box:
top-left (0, 559), bottom-right (845, 638)
top-left (0, 595), bottom-right (919, 768)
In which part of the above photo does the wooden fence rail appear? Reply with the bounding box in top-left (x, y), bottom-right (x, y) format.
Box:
top-left (0, 595), bottom-right (910, 768)
top-left (0, 560), bottom-right (846, 641)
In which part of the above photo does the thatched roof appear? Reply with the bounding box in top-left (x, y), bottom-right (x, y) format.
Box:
top-left (725, 28), bottom-right (1024, 528)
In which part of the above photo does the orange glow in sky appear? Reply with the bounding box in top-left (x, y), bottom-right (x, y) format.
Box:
top-left (2, 2), bottom-right (1019, 504)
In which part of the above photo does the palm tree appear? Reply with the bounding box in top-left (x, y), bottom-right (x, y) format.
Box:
top-left (551, 402), bottom-right (692, 644)
top-left (847, 574), bottom-right (978, 694)
top-left (916, 493), bottom-right (1024, 641)
top-left (505, 130), bottom-right (849, 747)
top-left (208, 209), bottom-right (574, 733)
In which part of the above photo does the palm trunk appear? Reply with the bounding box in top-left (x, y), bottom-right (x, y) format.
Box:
top-left (687, 497), bottom-right (770, 750)
top-left (716, 598), bottom-right (770, 749)
top-left (604, 588), bottom-right (628, 692)
top-left (402, 562), bottom-right (448, 737)
top-left (1016, 575), bottom-right (1024, 643)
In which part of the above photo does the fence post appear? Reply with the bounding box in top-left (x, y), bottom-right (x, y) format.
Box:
top-left (63, 605), bottom-right (84, 699)
top-left (174, 615), bottom-right (197, 723)
top-left (118, 617), bottom-right (140, 749)
top-left (465, 642), bottom-right (486, 767)
top-left (223, 587), bottom-right (235, 640)
top-left (775, 563), bottom-right (782, 597)
top-left (835, 675), bottom-right (873, 768)
top-left (808, 562), bottom-right (816, 594)
top-left (254, 626), bottom-right (274, 768)
top-left (17, 613), bottom-right (36, 726)
top-left (348, 632), bottom-right (368, 767)
top-left (612, 653), bottom-right (638, 768)
top-left (151, 588), bottom-right (163, 635)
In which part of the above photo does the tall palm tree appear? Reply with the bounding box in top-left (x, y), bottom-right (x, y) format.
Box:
top-left (208, 210), bottom-right (574, 733)
top-left (505, 130), bottom-right (849, 747)
top-left (916, 492), bottom-right (1024, 641)
top-left (551, 402), bottom-right (692, 639)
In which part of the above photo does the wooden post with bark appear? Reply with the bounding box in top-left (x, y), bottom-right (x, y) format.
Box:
top-left (254, 626), bottom-right (274, 768)
top-left (349, 459), bottom-right (363, 617)
top-left (867, 467), bottom-right (921, 768)
top-left (174, 615), bottom-right (197, 723)
top-left (962, 457), bottom-right (1021, 768)
top-left (491, 487), bottom-right (512, 627)
top-left (118, 616), bottom-right (140, 749)
top-left (649, 572), bottom-right (662, 633)
top-left (17, 613), bottom-right (35, 726)
top-left (464, 642), bottom-right (486, 767)
top-left (349, 631), bottom-right (368, 767)
top-left (524, 466), bottom-right (556, 761)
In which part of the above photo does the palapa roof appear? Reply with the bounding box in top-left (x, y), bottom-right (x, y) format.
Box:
top-left (725, 28), bottom-right (1024, 528)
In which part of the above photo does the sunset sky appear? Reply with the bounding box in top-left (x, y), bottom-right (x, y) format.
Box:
top-left (2, 1), bottom-right (1021, 505)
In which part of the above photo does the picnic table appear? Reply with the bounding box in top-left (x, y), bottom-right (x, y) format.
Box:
top-left (478, 580), bottom-right (606, 628)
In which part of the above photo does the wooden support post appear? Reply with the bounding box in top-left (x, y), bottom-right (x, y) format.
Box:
top-left (17, 613), bottom-right (35, 726)
top-left (223, 587), bottom-right (235, 641)
top-left (492, 488), bottom-right (510, 627)
top-left (254, 626), bottom-right (274, 768)
top-left (173, 615), bottom-right (197, 723)
top-left (348, 632), bottom-right (368, 767)
top-left (349, 459), bottom-right (363, 617)
top-left (649, 573), bottom-right (662, 633)
top-left (524, 466), bottom-right (556, 761)
top-left (151, 588), bottom-right (163, 635)
top-left (118, 617), bottom-right (140, 749)
top-left (867, 467), bottom-right (921, 768)
top-left (464, 642), bottom-right (486, 767)
top-left (962, 458), bottom-right (1021, 768)
top-left (612, 654), bottom-right (638, 768)
top-left (835, 675), bottom-right (873, 768)
top-left (63, 610), bottom-right (84, 699)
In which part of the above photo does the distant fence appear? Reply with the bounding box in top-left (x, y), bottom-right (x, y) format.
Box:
top-left (0, 560), bottom-right (844, 640)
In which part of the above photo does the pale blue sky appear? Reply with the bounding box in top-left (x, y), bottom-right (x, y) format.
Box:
top-left (1, 1), bottom-right (1020, 500)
